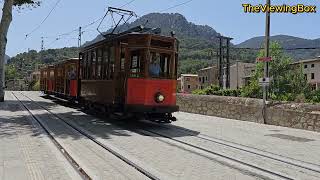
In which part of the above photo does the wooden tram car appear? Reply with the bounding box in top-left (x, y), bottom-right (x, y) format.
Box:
top-left (40, 26), bottom-right (179, 122)
top-left (40, 58), bottom-right (79, 99)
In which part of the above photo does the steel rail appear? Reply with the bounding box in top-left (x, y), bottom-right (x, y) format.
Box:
top-left (168, 125), bottom-right (320, 174)
top-left (19, 92), bottom-right (162, 180)
top-left (12, 92), bottom-right (92, 180)
top-left (141, 129), bottom-right (294, 180)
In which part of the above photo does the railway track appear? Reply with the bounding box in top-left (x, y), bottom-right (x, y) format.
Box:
top-left (164, 124), bottom-right (320, 173)
top-left (13, 92), bottom-right (163, 180)
top-left (135, 129), bottom-right (294, 180)
top-left (131, 122), bottom-right (320, 180)
top-left (19, 92), bottom-right (320, 180)
top-left (12, 92), bottom-right (91, 180)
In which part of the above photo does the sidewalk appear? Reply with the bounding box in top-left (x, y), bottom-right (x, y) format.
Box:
top-left (0, 92), bottom-right (80, 180)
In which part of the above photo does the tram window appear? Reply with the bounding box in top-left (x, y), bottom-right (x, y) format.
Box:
top-left (120, 47), bottom-right (125, 72)
top-left (103, 46), bottom-right (109, 80)
top-left (50, 70), bottom-right (54, 79)
top-left (149, 52), bottom-right (171, 78)
top-left (87, 52), bottom-right (91, 79)
top-left (97, 48), bottom-right (102, 79)
top-left (130, 51), bottom-right (141, 77)
top-left (109, 46), bottom-right (115, 79)
top-left (160, 54), bottom-right (171, 77)
top-left (92, 50), bottom-right (96, 79)
top-left (82, 53), bottom-right (87, 79)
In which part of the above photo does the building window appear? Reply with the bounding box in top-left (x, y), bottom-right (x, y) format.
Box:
top-left (304, 74), bottom-right (308, 80)
top-left (206, 76), bottom-right (208, 81)
top-left (186, 77), bottom-right (190, 81)
top-left (202, 77), bottom-right (205, 83)
top-left (199, 77), bottom-right (201, 82)
top-left (188, 85), bottom-right (191, 89)
top-left (304, 64), bottom-right (308, 69)
top-left (311, 64), bottom-right (315, 68)
top-left (311, 73), bottom-right (315, 79)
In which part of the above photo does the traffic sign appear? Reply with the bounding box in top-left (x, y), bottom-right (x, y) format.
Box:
top-left (259, 77), bottom-right (270, 87)
top-left (256, 57), bottom-right (272, 62)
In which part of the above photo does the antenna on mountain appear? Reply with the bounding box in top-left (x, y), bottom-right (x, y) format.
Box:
top-left (96, 7), bottom-right (137, 38)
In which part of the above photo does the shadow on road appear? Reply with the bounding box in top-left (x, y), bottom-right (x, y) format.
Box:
top-left (0, 92), bottom-right (200, 142)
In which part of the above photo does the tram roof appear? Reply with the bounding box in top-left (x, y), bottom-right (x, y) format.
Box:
top-left (80, 26), bottom-right (177, 51)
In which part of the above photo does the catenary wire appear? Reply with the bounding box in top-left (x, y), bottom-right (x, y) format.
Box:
top-left (25, 0), bottom-right (62, 38)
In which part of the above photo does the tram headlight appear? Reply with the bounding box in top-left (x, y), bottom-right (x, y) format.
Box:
top-left (155, 93), bottom-right (165, 103)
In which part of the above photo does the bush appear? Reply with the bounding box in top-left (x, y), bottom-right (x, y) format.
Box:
top-left (32, 80), bottom-right (40, 91)
top-left (192, 89), bottom-right (206, 95)
top-left (306, 90), bottom-right (320, 103)
top-left (192, 85), bottom-right (241, 97)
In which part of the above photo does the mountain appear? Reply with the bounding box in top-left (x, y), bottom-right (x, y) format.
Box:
top-left (237, 35), bottom-right (320, 60)
top-left (86, 13), bottom-right (221, 47)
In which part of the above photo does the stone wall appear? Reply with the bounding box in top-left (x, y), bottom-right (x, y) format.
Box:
top-left (177, 94), bottom-right (320, 132)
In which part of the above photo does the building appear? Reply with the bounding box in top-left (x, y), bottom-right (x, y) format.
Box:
top-left (198, 66), bottom-right (219, 89)
top-left (226, 62), bottom-right (256, 89)
top-left (180, 74), bottom-right (199, 93)
top-left (177, 77), bottom-right (181, 92)
top-left (291, 57), bottom-right (320, 90)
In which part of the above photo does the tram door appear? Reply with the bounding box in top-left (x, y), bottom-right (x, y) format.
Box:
top-left (116, 43), bottom-right (128, 103)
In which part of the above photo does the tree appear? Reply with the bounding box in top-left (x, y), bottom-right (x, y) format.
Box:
top-left (241, 42), bottom-right (310, 101)
top-left (0, 0), bottom-right (40, 102)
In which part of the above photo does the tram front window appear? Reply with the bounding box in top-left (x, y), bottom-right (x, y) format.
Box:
top-left (149, 52), bottom-right (171, 78)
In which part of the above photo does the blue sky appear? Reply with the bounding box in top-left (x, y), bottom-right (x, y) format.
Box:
top-left (2, 0), bottom-right (320, 56)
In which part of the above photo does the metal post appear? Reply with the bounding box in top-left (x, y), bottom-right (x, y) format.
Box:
top-left (78, 26), bottom-right (82, 48)
top-left (263, 0), bottom-right (271, 124)
top-left (219, 37), bottom-right (223, 88)
top-left (226, 38), bottom-right (230, 89)
top-left (236, 60), bottom-right (239, 89)
top-left (41, 37), bottom-right (44, 51)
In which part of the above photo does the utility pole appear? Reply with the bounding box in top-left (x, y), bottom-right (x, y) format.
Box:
top-left (78, 26), bottom-right (82, 48)
top-left (236, 60), bottom-right (239, 89)
top-left (41, 37), bottom-right (44, 51)
top-left (217, 36), bottom-right (233, 89)
top-left (218, 38), bottom-right (223, 88)
top-left (263, 0), bottom-right (271, 124)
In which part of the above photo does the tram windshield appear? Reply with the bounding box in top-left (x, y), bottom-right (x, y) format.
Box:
top-left (149, 52), bottom-right (172, 79)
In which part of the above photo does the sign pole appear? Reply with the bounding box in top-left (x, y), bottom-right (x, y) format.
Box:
top-left (263, 0), bottom-right (271, 124)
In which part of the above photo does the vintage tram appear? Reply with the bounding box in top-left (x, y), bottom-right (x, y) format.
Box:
top-left (40, 58), bottom-right (80, 100)
top-left (40, 26), bottom-right (179, 122)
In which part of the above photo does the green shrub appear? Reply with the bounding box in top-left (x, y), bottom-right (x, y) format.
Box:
top-left (192, 85), bottom-right (241, 97)
top-left (306, 90), bottom-right (320, 103)
top-left (192, 89), bottom-right (206, 95)
top-left (32, 80), bottom-right (40, 91)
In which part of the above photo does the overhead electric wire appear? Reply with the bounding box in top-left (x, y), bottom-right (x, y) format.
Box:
top-left (230, 47), bottom-right (320, 51)
top-left (25, 0), bottom-right (62, 39)
top-left (42, 16), bottom-right (104, 40)
top-left (119, 0), bottom-right (137, 8)
top-left (25, 0), bottom-right (139, 42)
top-left (159, 0), bottom-right (194, 13)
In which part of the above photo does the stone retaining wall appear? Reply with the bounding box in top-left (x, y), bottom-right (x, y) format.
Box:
top-left (177, 94), bottom-right (320, 132)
